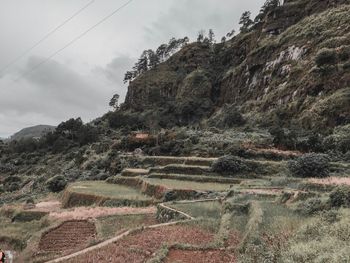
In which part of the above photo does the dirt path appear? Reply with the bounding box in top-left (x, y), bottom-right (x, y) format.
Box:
top-left (308, 177), bottom-right (350, 186)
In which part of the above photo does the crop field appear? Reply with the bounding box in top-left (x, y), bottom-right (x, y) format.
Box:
top-left (96, 213), bottom-right (158, 240)
top-left (68, 181), bottom-right (153, 201)
top-left (143, 178), bottom-right (232, 191)
top-left (169, 200), bottom-right (222, 219)
top-left (62, 181), bottom-right (155, 208)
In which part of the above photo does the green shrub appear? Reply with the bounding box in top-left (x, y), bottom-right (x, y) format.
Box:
top-left (288, 153), bottom-right (330, 178)
top-left (12, 211), bottom-right (48, 222)
top-left (4, 176), bottom-right (22, 192)
top-left (323, 125), bottom-right (350, 153)
top-left (315, 48), bottom-right (337, 67)
top-left (329, 187), bottom-right (350, 208)
top-left (208, 104), bottom-right (246, 128)
top-left (296, 198), bottom-right (325, 215)
top-left (46, 175), bottom-right (67, 192)
top-left (269, 126), bottom-right (297, 150)
top-left (343, 61), bottom-right (350, 70)
top-left (338, 45), bottom-right (350, 61)
top-left (107, 111), bottom-right (145, 130)
top-left (211, 155), bottom-right (246, 175)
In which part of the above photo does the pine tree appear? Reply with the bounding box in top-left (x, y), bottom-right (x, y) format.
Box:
top-left (255, 0), bottom-right (281, 23)
top-left (239, 11), bottom-right (253, 33)
top-left (123, 71), bottom-right (134, 83)
top-left (147, 49), bottom-right (160, 69)
top-left (156, 44), bottom-right (168, 62)
top-left (197, 30), bottom-right (205, 42)
top-left (208, 29), bottom-right (215, 44)
top-left (226, 29), bottom-right (236, 39)
top-left (109, 94), bottom-right (120, 110)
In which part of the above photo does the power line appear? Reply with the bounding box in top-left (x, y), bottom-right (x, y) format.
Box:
top-left (15, 0), bottom-right (135, 83)
top-left (0, 0), bottom-right (95, 76)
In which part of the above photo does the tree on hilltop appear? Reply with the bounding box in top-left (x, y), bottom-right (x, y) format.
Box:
top-left (239, 11), bottom-right (253, 33)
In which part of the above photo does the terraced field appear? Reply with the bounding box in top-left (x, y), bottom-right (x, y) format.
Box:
top-left (62, 181), bottom-right (155, 208)
top-left (12, 154), bottom-right (349, 263)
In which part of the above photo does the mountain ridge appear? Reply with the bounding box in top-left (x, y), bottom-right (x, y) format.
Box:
top-left (122, 0), bottom-right (350, 131)
top-left (9, 124), bottom-right (56, 141)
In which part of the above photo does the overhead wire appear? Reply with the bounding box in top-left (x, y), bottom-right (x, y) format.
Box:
top-left (14, 0), bottom-right (135, 83)
top-left (0, 0), bottom-right (95, 76)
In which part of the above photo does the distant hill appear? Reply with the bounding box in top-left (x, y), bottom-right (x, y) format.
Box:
top-left (10, 125), bottom-right (56, 141)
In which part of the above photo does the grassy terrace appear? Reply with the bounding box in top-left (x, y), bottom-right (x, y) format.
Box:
top-left (169, 201), bottom-right (222, 219)
top-left (69, 181), bottom-right (153, 201)
top-left (143, 178), bottom-right (233, 191)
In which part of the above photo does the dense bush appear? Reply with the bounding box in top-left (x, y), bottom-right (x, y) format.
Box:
top-left (46, 175), bottom-right (67, 192)
top-left (208, 104), bottom-right (245, 128)
top-left (211, 155), bottom-right (246, 175)
top-left (315, 48), bottom-right (337, 67)
top-left (288, 153), bottom-right (330, 178)
top-left (43, 118), bottom-right (99, 153)
top-left (281, 210), bottom-right (350, 263)
top-left (296, 198), bottom-right (325, 215)
top-left (269, 126), bottom-right (297, 150)
top-left (323, 125), bottom-right (350, 154)
top-left (175, 98), bottom-right (213, 125)
top-left (8, 138), bottom-right (39, 153)
top-left (3, 176), bottom-right (22, 192)
top-left (338, 45), bottom-right (350, 61)
top-left (329, 186), bottom-right (350, 208)
top-left (107, 111), bottom-right (145, 130)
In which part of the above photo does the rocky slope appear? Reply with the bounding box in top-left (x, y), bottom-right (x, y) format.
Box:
top-left (123, 0), bottom-right (350, 130)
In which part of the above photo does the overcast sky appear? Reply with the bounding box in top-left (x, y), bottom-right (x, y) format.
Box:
top-left (0, 0), bottom-right (265, 137)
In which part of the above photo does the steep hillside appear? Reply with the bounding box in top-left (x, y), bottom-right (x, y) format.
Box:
top-left (123, 0), bottom-right (350, 131)
top-left (10, 125), bottom-right (56, 141)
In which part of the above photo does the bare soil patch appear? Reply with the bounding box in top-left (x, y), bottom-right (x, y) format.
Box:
top-left (39, 220), bottom-right (96, 253)
top-left (33, 201), bottom-right (61, 212)
top-left (164, 249), bottom-right (236, 263)
top-left (66, 224), bottom-right (215, 263)
top-left (308, 177), bottom-right (350, 186)
top-left (227, 231), bottom-right (241, 247)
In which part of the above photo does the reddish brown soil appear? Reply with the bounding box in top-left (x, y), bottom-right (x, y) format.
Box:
top-left (67, 225), bottom-right (215, 263)
top-left (227, 231), bottom-right (241, 247)
top-left (39, 220), bottom-right (96, 252)
top-left (308, 177), bottom-right (350, 186)
top-left (164, 249), bottom-right (236, 263)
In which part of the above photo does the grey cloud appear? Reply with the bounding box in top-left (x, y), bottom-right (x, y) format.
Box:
top-left (143, 0), bottom-right (265, 45)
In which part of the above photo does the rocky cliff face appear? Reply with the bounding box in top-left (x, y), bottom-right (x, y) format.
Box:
top-left (124, 0), bottom-right (350, 130)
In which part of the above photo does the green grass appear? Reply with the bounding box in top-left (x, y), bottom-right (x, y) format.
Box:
top-left (169, 201), bottom-right (222, 219)
top-left (0, 215), bottom-right (51, 250)
top-left (96, 213), bottom-right (156, 240)
top-left (69, 181), bottom-right (153, 201)
top-left (143, 178), bottom-right (232, 191)
top-left (281, 209), bottom-right (350, 263)
top-left (259, 202), bottom-right (304, 234)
